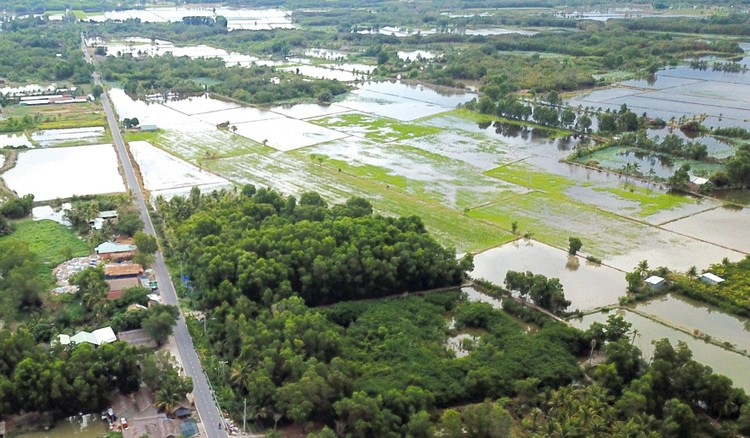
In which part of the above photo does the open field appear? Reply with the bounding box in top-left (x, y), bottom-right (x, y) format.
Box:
top-left (2, 101), bottom-right (107, 131)
top-left (0, 220), bottom-right (89, 267)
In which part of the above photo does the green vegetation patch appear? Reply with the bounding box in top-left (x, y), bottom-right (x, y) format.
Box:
top-left (672, 256), bottom-right (750, 315)
top-left (486, 163), bottom-right (578, 193)
top-left (0, 219), bottom-right (89, 267)
top-left (593, 185), bottom-right (696, 218)
top-left (312, 113), bottom-right (442, 142)
top-left (1, 102), bottom-right (107, 133)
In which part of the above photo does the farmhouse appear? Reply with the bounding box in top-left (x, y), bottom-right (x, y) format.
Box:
top-left (700, 272), bottom-right (725, 285)
top-left (107, 277), bottom-right (141, 300)
top-left (105, 263), bottom-right (144, 279)
top-left (89, 210), bottom-right (118, 230)
top-left (96, 242), bottom-right (137, 261)
top-left (58, 327), bottom-right (117, 346)
top-left (645, 275), bottom-right (666, 291)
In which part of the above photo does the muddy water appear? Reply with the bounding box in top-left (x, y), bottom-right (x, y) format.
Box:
top-left (462, 286), bottom-right (504, 309)
top-left (662, 205), bottom-right (750, 254)
top-left (634, 293), bottom-right (750, 352)
top-left (471, 240), bottom-right (626, 311)
top-left (18, 415), bottom-right (106, 438)
top-left (568, 45), bottom-right (750, 130)
top-left (571, 309), bottom-right (750, 392)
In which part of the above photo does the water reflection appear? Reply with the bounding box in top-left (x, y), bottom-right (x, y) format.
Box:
top-left (571, 309), bottom-right (750, 392)
top-left (471, 240), bottom-right (626, 311)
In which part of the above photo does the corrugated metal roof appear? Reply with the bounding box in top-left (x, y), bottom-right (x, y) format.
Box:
top-left (96, 242), bottom-right (137, 254)
top-left (105, 264), bottom-right (143, 277)
top-left (700, 272), bottom-right (725, 283)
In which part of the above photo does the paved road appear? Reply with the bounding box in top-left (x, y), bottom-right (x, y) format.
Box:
top-left (93, 70), bottom-right (229, 437)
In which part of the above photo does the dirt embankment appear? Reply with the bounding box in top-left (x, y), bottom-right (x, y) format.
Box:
top-left (0, 149), bottom-right (19, 198)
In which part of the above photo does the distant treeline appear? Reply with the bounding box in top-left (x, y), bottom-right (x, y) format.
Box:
top-left (100, 55), bottom-right (349, 104)
top-left (1, 0), bottom-right (141, 14)
top-left (621, 13), bottom-right (750, 36)
top-left (0, 19), bottom-right (93, 85)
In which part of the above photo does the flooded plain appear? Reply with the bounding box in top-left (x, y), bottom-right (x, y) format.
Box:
top-left (3, 144), bottom-right (125, 201)
top-left (86, 7), bottom-right (294, 31)
top-left (31, 127), bottom-right (106, 147)
top-left (471, 240), bottom-right (627, 311)
top-left (633, 293), bottom-right (750, 352)
top-left (568, 44), bottom-right (750, 130)
top-left (129, 141), bottom-right (232, 198)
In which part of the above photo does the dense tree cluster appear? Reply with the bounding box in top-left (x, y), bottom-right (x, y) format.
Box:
top-left (0, 20), bottom-right (92, 84)
top-left (0, 240), bottom-right (45, 316)
top-left (162, 187), bottom-right (470, 308)
top-left (0, 328), bottom-right (140, 418)
top-left (621, 13), bottom-right (750, 37)
top-left (200, 291), bottom-right (582, 434)
top-left (504, 270), bottom-right (572, 314)
top-left (0, 194), bottom-right (34, 219)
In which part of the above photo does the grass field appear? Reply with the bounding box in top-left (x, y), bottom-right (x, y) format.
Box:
top-left (0, 220), bottom-right (89, 268)
top-left (1, 102), bottom-right (107, 133)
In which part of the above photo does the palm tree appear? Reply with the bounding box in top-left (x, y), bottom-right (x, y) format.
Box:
top-left (687, 266), bottom-right (698, 280)
top-left (154, 385), bottom-right (184, 414)
top-left (230, 362), bottom-right (252, 390)
top-left (630, 329), bottom-right (640, 346)
top-left (637, 260), bottom-right (649, 278)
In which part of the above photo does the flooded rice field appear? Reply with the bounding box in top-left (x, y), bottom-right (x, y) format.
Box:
top-left (195, 106), bottom-right (283, 125)
top-left (233, 117), bottom-right (349, 151)
top-left (269, 103), bottom-right (351, 120)
top-left (471, 240), bottom-right (627, 311)
top-left (3, 144), bottom-right (125, 201)
top-left (31, 127), bottom-right (106, 147)
top-left (571, 309), bottom-right (750, 392)
top-left (86, 7), bottom-right (294, 31)
top-left (634, 293), bottom-right (750, 353)
top-left (109, 78), bottom-right (749, 265)
top-left (334, 81), bottom-right (476, 121)
top-left (163, 94), bottom-right (239, 115)
top-left (281, 65), bottom-right (366, 82)
top-left (662, 205), bottom-right (750, 254)
top-left (397, 50), bottom-right (438, 61)
top-left (308, 135), bottom-right (524, 209)
top-left (103, 39), bottom-right (271, 67)
top-left (568, 44), bottom-right (750, 130)
top-left (304, 48), bottom-right (348, 61)
top-left (0, 132), bottom-right (32, 148)
top-left (129, 141), bottom-right (232, 198)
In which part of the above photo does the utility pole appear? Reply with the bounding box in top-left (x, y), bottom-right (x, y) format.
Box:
top-left (243, 399), bottom-right (247, 434)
